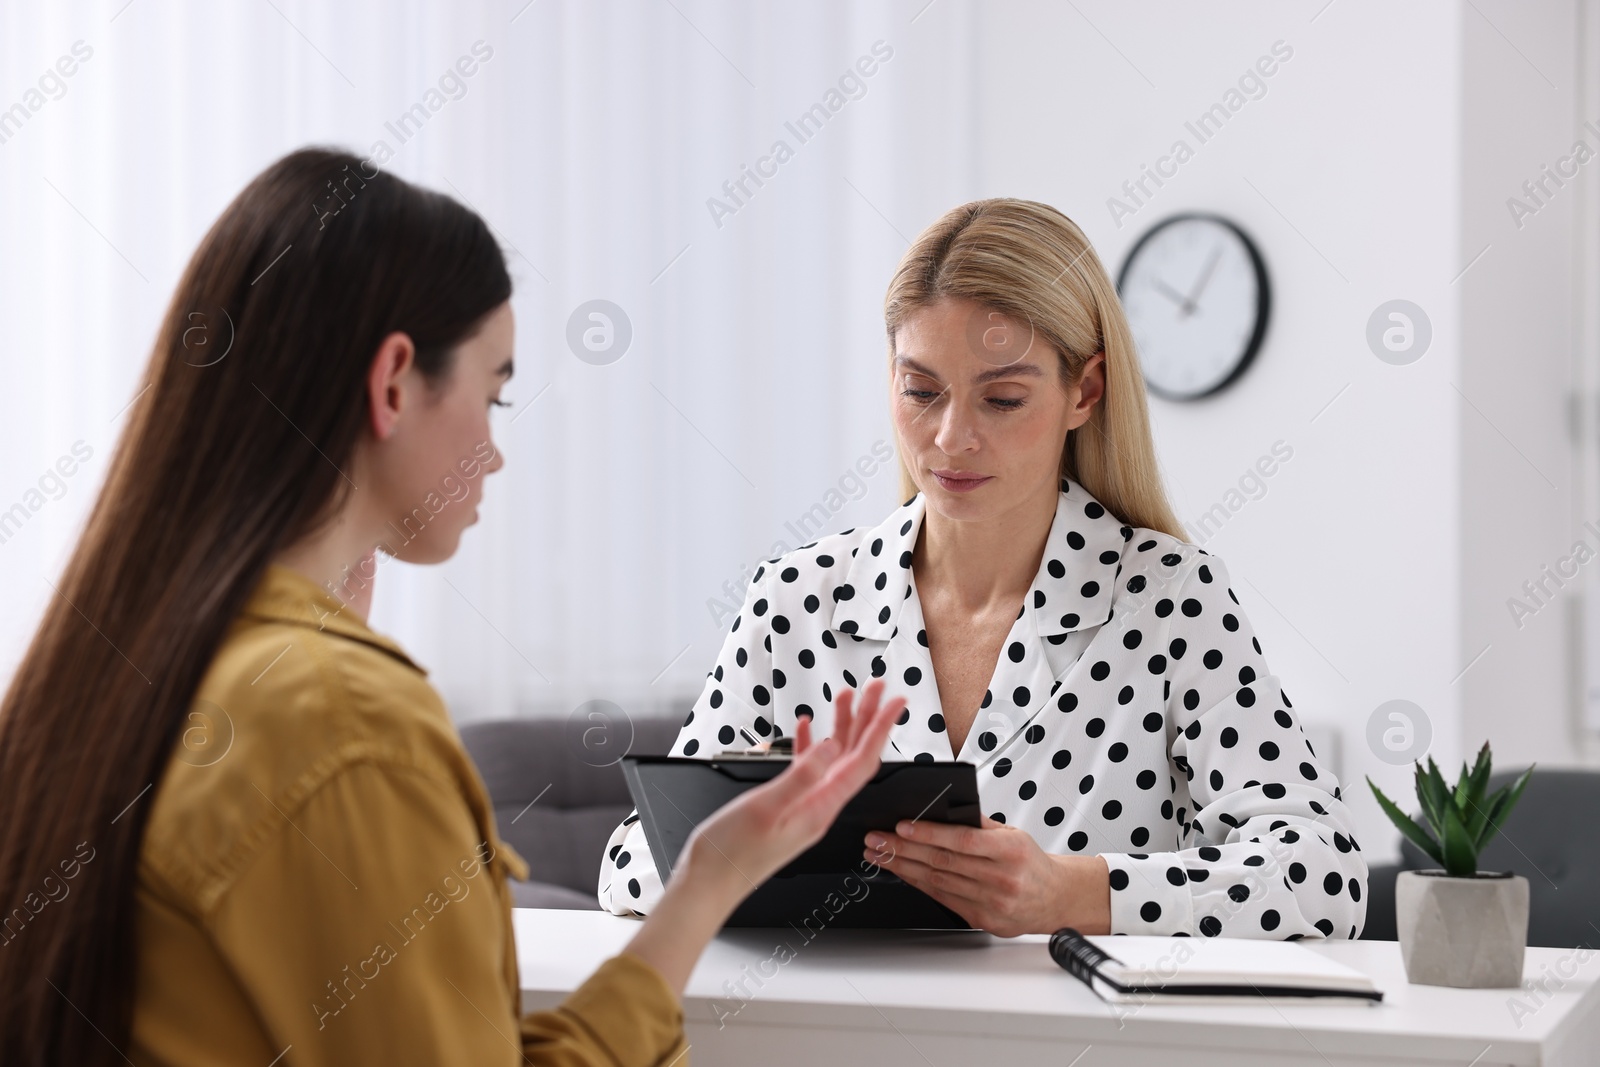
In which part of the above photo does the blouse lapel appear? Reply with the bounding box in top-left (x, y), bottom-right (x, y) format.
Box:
top-left (959, 483), bottom-right (1129, 762)
top-left (825, 480), bottom-right (1129, 764)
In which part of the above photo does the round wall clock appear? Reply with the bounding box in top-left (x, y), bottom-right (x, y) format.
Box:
top-left (1115, 213), bottom-right (1270, 401)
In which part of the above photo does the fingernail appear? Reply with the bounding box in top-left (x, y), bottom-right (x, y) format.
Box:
top-left (897, 820), bottom-right (914, 837)
top-left (865, 833), bottom-right (885, 849)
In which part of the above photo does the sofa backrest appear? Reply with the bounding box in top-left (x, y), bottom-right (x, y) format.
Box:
top-left (460, 714), bottom-right (685, 895)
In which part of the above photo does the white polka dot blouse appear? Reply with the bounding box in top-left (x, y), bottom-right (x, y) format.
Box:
top-left (598, 478), bottom-right (1368, 940)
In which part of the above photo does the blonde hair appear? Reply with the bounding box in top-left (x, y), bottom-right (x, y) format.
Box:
top-left (884, 198), bottom-right (1185, 540)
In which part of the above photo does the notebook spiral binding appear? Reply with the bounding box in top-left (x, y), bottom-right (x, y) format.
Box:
top-left (1049, 928), bottom-right (1115, 985)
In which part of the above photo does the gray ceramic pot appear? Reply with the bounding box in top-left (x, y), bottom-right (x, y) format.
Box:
top-left (1395, 869), bottom-right (1529, 988)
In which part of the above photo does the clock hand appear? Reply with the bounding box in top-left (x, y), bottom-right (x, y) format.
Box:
top-left (1153, 277), bottom-right (1195, 315)
top-left (1183, 245), bottom-right (1225, 313)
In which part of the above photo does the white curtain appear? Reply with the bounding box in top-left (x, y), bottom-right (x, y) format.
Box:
top-left (0, 0), bottom-right (977, 725)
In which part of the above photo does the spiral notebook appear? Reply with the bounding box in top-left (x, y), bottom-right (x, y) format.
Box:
top-left (1049, 929), bottom-right (1384, 1004)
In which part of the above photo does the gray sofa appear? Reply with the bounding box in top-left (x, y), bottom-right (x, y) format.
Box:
top-left (1359, 768), bottom-right (1600, 948)
top-left (460, 715), bottom-right (684, 909)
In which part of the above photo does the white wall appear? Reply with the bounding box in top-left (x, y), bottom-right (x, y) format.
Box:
top-left (1459, 0), bottom-right (1583, 772)
top-left (971, 0), bottom-right (1589, 859)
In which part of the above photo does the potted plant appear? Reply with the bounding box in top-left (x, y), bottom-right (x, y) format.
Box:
top-left (1367, 743), bottom-right (1534, 988)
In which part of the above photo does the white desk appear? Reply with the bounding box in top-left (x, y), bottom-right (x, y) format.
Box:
top-left (515, 909), bottom-right (1600, 1066)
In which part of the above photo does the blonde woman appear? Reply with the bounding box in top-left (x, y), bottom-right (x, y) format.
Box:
top-left (601, 199), bottom-right (1367, 941)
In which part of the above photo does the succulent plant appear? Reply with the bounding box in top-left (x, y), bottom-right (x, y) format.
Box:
top-left (1367, 742), bottom-right (1533, 878)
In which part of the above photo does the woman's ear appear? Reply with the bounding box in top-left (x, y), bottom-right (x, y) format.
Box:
top-left (1066, 350), bottom-right (1106, 429)
top-left (366, 332), bottom-right (417, 441)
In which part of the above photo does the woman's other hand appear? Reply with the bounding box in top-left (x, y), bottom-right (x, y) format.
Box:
top-left (862, 817), bottom-right (1111, 937)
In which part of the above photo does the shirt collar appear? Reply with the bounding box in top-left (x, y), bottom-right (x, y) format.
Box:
top-left (830, 477), bottom-right (1131, 642)
top-left (239, 563), bottom-right (427, 675)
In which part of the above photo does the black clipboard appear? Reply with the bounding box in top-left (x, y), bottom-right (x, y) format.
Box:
top-left (621, 755), bottom-right (982, 929)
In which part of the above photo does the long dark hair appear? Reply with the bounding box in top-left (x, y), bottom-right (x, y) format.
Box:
top-left (0, 147), bottom-right (511, 1064)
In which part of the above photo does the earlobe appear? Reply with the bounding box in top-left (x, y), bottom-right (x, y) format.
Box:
top-left (366, 332), bottom-right (416, 440)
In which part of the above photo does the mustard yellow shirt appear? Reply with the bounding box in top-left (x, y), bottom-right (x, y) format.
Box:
top-left (129, 564), bottom-right (687, 1066)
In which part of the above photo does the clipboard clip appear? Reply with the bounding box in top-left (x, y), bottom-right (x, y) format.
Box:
top-left (717, 731), bottom-right (794, 759)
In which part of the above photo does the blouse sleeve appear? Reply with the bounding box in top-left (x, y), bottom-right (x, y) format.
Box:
top-left (204, 760), bottom-right (684, 1066)
top-left (598, 560), bottom-right (781, 916)
top-left (1098, 552), bottom-right (1369, 940)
